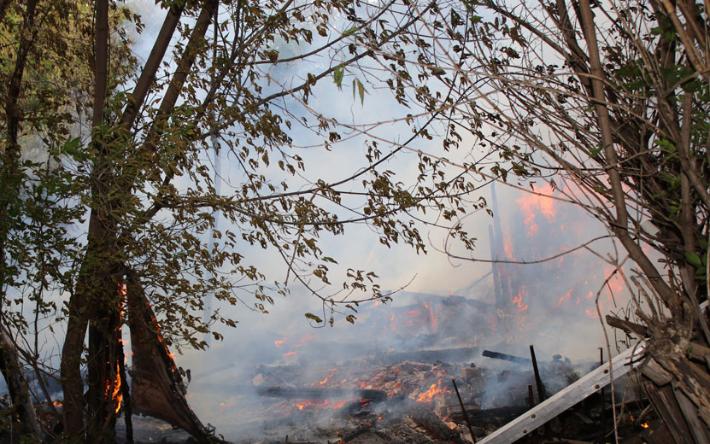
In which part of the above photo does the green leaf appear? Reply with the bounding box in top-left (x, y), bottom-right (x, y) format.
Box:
top-left (333, 66), bottom-right (344, 89)
top-left (305, 312), bottom-right (323, 323)
top-left (685, 251), bottom-right (702, 268)
top-left (354, 78), bottom-right (365, 105)
top-left (342, 26), bottom-right (357, 37)
top-left (61, 137), bottom-right (84, 160)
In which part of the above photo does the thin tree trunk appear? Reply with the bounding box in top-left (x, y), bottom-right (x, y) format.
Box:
top-left (0, 3), bottom-right (41, 442)
top-left (0, 326), bottom-right (42, 442)
top-left (60, 0), bottom-right (115, 438)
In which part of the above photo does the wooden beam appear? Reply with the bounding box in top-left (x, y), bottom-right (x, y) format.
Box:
top-left (478, 344), bottom-right (646, 444)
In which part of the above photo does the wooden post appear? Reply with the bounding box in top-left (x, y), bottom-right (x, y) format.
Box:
top-left (527, 384), bottom-right (534, 408)
top-left (529, 345), bottom-right (546, 402)
top-left (598, 347), bottom-right (606, 437)
top-left (452, 378), bottom-right (476, 443)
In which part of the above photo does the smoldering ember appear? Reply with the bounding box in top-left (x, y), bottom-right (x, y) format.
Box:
top-left (0, 0), bottom-right (707, 443)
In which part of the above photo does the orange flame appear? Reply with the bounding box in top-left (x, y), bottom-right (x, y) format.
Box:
top-left (318, 368), bottom-right (338, 386)
top-left (424, 303), bottom-right (438, 333)
top-left (503, 237), bottom-right (514, 259)
top-left (274, 339), bottom-right (286, 347)
top-left (516, 184), bottom-right (557, 237)
top-left (640, 422), bottom-right (650, 429)
top-left (416, 382), bottom-right (447, 403)
top-left (104, 362), bottom-right (123, 415)
top-left (512, 288), bottom-right (529, 313)
top-left (295, 399), bottom-right (347, 411)
top-left (112, 374), bottom-right (123, 414)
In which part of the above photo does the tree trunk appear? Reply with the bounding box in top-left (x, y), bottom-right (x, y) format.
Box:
top-left (86, 304), bottom-right (122, 442)
top-left (0, 326), bottom-right (42, 442)
top-left (59, 227), bottom-right (121, 440)
top-left (126, 271), bottom-right (217, 442)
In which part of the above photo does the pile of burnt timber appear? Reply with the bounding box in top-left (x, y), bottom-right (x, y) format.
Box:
top-left (236, 344), bottom-right (666, 444)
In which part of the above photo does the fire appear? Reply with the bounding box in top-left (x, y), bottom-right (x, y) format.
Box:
top-left (516, 183), bottom-right (557, 237)
top-left (294, 399), bottom-right (347, 411)
top-left (283, 351), bottom-right (297, 359)
top-left (424, 303), bottom-right (438, 332)
top-left (295, 400), bottom-right (318, 410)
top-left (416, 382), bottom-right (447, 403)
top-left (318, 368), bottom-right (338, 386)
top-left (503, 236), bottom-right (513, 259)
top-left (104, 362), bottom-right (123, 415)
top-left (511, 288), bottom-right (529, 313)
top-left (274, 339), bottom-right (285, 347)
top-left (640, 422), bottom-right (650, 429)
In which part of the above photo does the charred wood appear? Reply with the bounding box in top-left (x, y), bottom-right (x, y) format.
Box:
top-left (606, 315), bottom-right (649, 337)
top-left (482, 350), bottom-right (530, 365)
top-left (256, 386), bottom-right (387, 403)
top-left (451, 378), bottom-right (476, 442)
top-left (126, 271), bottom-right (218, 443)
top-left (407, 406), bottom-right (465, 443)
top-left (529, 345), bottom-right (547, 402)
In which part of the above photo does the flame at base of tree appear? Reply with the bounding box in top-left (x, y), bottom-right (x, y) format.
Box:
top-left (103, 361), bottom-right (123, 415)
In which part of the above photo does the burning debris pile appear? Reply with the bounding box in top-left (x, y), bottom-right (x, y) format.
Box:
top-left (231, 343), bottom-right (663, 444)
top-left (173, 294), bottom-right (657, 443)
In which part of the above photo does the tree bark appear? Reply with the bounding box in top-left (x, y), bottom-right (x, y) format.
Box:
top-left (126, 271), bottom-right (217, 443)
top-left (0, 326), bottom-right (42, 442)
top-left (0, 3), bottom-right (41, 442)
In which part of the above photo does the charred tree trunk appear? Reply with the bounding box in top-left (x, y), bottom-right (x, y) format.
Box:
top-left (86, 292), bottom-right (123, 442)
top-left (60, 238), bottom-right (122, 440)
top-left (125, 271), bottom-right (217, 442)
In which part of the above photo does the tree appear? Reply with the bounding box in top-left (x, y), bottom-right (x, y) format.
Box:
top-left (411, 0), bottom-right (708, 439)
top-left (1, 0), bottom-right (479, 441)
top-left (0, 1), bottom-right (104, 441)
